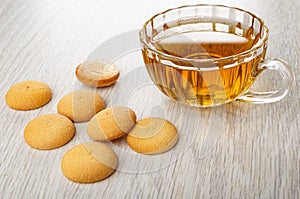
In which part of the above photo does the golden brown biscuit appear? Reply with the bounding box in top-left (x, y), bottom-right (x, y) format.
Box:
top-left (57, 90), bottom-right (105, 122)
top-left (87, 106), bottom-right (136, 141)
top-left (126, 117), bottom-right (178, 154)
top-left (5, 80), bottom-right (52, 110)
top-left (76, 60), bottom-right (120, 87)
top-left (61, 142), bottom-right (118, 183)
top-left (24, 114), bottom-right (75, 150)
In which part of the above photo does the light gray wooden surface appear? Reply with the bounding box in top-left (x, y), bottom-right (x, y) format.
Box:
top-left (0, 0), bottom-right (299, 198)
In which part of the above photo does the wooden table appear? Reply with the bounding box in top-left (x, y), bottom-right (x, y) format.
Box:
top-left (1, 0), bottom-right (299, 198)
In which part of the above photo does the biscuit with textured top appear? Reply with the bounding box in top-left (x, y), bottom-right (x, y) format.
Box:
top-left (61, 142), bottom-right (118, 183)
top-left (87, 106), bottom-right (136, 141)
top-left (76, 60), bottom-right (120, 87)
top-left (5, 80), bottom-right (52, 110)
top-left (24, 114), bottom-right (75, 150)
top-left (126, 117), bottom-right (178, 154)
top-left (57, 90), bottom-right (105, 122)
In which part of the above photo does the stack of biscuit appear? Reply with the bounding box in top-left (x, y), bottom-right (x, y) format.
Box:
top-left (5, 60), bottom-right (179, 183)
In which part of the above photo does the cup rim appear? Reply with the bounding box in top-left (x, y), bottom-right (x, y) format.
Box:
top-left (139, 4), bottom-right (269, 70)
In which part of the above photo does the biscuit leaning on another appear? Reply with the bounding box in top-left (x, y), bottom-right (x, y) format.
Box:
top-left (126, 117), bottom-right (178, 155)
top-left (87, 106), bottom-right (136, 141)
top-left (76, 60), bottom-right (120, 87)
top-left (57, 90), bottom-right (105, 122)
top-left (5, 80), bottom-right (52, 110)
top-left (24, 114), bottom-right (75, 150)
top-left (61, 142), bottom-right (118, 183)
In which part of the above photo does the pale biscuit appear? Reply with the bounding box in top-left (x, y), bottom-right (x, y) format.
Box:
top-left (24, 114), bottom-right (75, 150)
top-left (5, 80), bottom-right (52, 110)
top-left (76, 60), bottom-right (120, 87)
top-left (87, 107), bottom-right (136, 141)
top-left (61, 142), bottom-right (118, 183)
top-left (57, 90), bottom-right (105, 122)
top-left (126, 117), bottom-right (178, 154)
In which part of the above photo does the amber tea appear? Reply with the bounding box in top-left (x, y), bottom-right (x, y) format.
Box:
top-left (140, 5), bottom-right (293, 107)
top-left (142, 20), bottom-right (265, 106)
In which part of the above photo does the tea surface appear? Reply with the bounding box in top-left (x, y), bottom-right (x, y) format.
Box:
top-left (154, 31), bottom-right (253, 59)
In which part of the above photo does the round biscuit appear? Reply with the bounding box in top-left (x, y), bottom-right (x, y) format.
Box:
top-left (126, 117), bottom-right (178, 155)
top-left (76, 60), bottom-right (120, 87)
top-left (61, 142), bottom-right (118, 183)
top-left (87, 106), bottom-right (136, 141)
top-left (57, 90), bottom-right (105, 122)
top-left (24, 114), bottom-right (75, 150)
top-left (5, 80), bottom-right (52, 110)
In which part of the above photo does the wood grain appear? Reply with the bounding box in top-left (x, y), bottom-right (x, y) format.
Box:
top-left (0, 0), bottom-right (299, 198)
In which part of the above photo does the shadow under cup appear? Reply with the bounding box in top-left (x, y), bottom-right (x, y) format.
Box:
top-left (139, 4), bottom-right (294, 107)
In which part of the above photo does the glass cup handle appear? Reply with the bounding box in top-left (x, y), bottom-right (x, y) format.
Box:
top-left (236, 58), bottom-right (295, 104)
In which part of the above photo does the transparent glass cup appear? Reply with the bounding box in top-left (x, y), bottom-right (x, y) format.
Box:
top-left (139, 4), bottom-right (294, 107)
